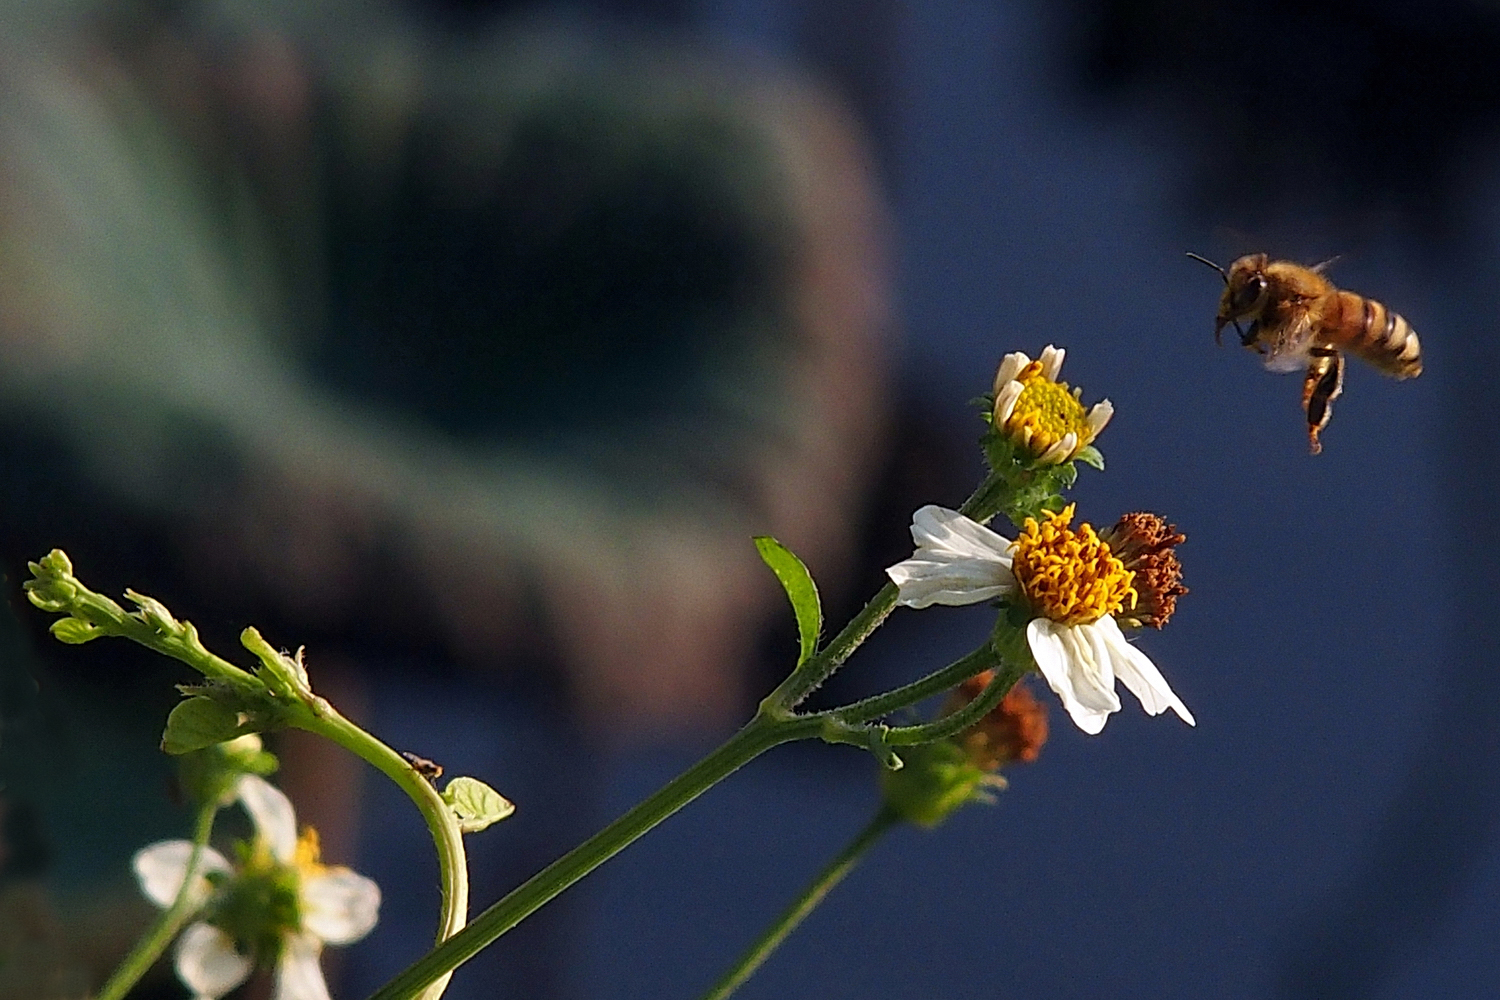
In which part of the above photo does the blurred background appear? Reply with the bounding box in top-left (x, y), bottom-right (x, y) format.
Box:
top-left (1, 1), bottom-right (1497, 998)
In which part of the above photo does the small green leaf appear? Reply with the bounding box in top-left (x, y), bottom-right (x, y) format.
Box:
top-left (49, 617), bottom-right (101, 644)
top-left (753, 536), bottom-right (822, 666)
top-left (442, 776), bottom-right (515, 834)
top-left (1074, 445), bottom-right (1105, 471)
top-left (162, 697), bottom-right (255, 755)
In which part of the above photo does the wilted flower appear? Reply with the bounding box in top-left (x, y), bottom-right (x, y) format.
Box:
top-left (991, 346), bottom-right (1113, 464)
top-left (879, 674), bottom-right (1048, 827)
top-left (1098, 512), bottom-right (1188, 629)
top-left (133, 774), bottom-right (379, 1000)
top-left (947, 672), bottom-right (1049, 770)
top-left (886, 505), bottom-right (1194, 735)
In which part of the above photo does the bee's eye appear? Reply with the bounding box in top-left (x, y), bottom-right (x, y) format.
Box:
top-left (1232, 274), bottom-right (1268, 312)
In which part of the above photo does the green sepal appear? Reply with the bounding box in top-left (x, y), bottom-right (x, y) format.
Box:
top-left (49, 617), bottom-right (101, 644)
top-left (878, 740), bottom-right (1001, 829)
top-left (1073, 445), bottom-right (1105, 471)
top-left (969, 393), bottom-right (996, 424)
top-left (162, 696), bottom-right (259, 755)
top-left (442, 776), bottom-right (516, 834)
top-left (753, 536), bottom-right (822, 666)
top-left (980, 428), bottom-right (1018, 476)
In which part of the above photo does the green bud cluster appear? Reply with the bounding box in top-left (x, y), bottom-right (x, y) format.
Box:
top-left (878, 740), bottom-right (1002, 829)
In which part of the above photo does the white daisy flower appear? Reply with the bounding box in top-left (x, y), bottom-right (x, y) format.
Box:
top-left (132, 774), bottom-right (380, 1000)
top-left (886, 504), bottom-right (1194, 735)
top-left (991, 345), bottom-right (1113, 464)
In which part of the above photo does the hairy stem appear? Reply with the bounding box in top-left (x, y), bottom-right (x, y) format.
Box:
top-left (828, 644), bottom-right (1001, 726)
top-left (366, 713), bottom-right (823, 1000)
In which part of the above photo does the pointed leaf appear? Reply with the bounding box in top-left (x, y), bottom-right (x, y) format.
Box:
top-left (162, 697), bottom-right (256, 755)
top-left (1074, 445), bottom-right (1105, 471)
top-left (442, 776), bottom-right (515, 834)
top-left (753, 536), bottom-right (822, 665)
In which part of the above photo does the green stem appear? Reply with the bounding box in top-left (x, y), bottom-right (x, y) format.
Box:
top-left (958, 469), bottom-right (1010, 523)
top-left (366, 713), bottom-right (821, 1000)
top-left (760, 581), bottom-right (901, 712)
top-left (828, 644), bottom-right (1000, 726)
top-left (95, 799), bottom-right (219, 1000)
top-left (699, 806), bottom-right (899, 1000)
top-left (885, 654), bottom-right (1028, 746)
top-left (296, 704), bottom-right (469, 1000)
top-left (761, 471), bottom-right (1009, 714)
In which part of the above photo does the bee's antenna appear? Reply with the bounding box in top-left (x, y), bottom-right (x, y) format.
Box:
top-left (1185, 252), bottom-right (1229, 284)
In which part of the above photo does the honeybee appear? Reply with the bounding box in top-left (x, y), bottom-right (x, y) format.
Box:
top-left (1188, 252), bottom-right (1423, 454)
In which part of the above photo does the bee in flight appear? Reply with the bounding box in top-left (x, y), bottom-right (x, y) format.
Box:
top-left (1188, 252), bottom-right (1423, 454)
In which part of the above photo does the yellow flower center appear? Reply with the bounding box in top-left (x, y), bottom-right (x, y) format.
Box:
top-left (294, 826), bottom-right (326, 875)
top-left (1011, 504), bottom-right (1137, 625)
top-left (1004, 361), bottom-right (1092, 455)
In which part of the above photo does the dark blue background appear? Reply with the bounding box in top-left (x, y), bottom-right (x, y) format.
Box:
top-left (347, 3), bottom-right (1499, 998)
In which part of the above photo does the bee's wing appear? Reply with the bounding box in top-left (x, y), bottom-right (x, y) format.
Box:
top-left (1261, 309), bottom-right (1319, 373)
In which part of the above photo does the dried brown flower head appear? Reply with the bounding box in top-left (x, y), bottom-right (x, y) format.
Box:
top-left (947, 672), bottom-right (1049, 770)
top-left (1100, 512), bottom-right (1187, 629)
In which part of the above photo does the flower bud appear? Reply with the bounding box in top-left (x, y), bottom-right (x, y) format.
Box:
top-left (879, 740), bottom-right (994, 829)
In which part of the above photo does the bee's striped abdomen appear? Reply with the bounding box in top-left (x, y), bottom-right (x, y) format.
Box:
top-left (1336, 290), bottom-right (1423, 378)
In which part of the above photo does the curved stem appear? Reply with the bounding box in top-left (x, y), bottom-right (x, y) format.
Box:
top-left (761, 472), bottom-right (1009, 715)
top-left (95, 799), bottom-right (219, 1000)
top-left (297, 705), bottom-right (468, 1000)
top-left (760, 581), bottom-right (900, 712)
top-left (828, 644), bottom-right (1000, 726)
top-left (700, 806), bottom-right (899, 1000)
top-left (366, 712), bottom-right (822, 1000)
top-left (885, 655), bottom-right (1028, 746)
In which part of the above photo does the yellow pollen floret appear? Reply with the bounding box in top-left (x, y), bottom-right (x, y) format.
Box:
top-left (293, 826), bottom-right (324, 872)
top-left (1011, 504), bottom-right (1137, 625)
top-left (1003, 361), bottom-right (1093, 457)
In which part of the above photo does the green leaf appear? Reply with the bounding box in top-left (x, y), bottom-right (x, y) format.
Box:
top-left (442, 776), bottom-right (515, 834)
top-left (161, 696), bottom-right (256, 755)
top-left (1073, 445), bottom-right (1105, 471)
top-left (49, 617), bottom-right (101, 644)
top-left (753, 536), bottom-right (822, 666)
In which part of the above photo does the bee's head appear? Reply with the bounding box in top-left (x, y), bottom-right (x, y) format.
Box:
top-left (1211, 254), bottom-right (1271, 345)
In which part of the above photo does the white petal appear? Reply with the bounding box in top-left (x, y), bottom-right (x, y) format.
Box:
top-left (909, 506), bottom-right (1015, 563)
top-left (886, 556), bottom-right (1015, 608)
top-left (1037, 431), bottom-right (1077, 465)
top-left (1026, 618), bottom-right (1120, 734)
top-left (274, 933), bottom-right (332, 1000)
top-left (1038, 345), bottom-right (1066, 381)
top-left (132, 841), bottom-right (232, 910)
top-left (992, 351), bottom-right (1032, 394)
top-left (1094, 616), bottom-right (1196, 725)
top-left (1086, 399), bottom-right (1114, 439)
top-left (174, 922), bottom-right (253, 1000)
top-left (238, 774), bottom-right (299, 863)
top-left (993, 378), bottom-right (1024, 425)
top-left (887, 507), bottom-right (1017, 608)
top-left (300, 868), bottom-right (381, 944)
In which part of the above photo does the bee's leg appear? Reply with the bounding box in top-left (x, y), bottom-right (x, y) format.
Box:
top-left (1302, 350), bottom-right (1344, 455)
top-left (1238, 320), bottom-right (1258, 349)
